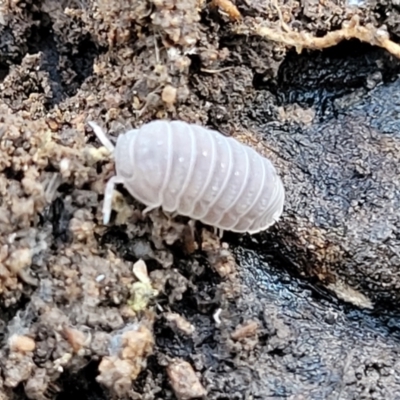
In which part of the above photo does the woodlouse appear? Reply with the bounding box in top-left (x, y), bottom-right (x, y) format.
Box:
top-left (89, 120), bottom-right (285, 234)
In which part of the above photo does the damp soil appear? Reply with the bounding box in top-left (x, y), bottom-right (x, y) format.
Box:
top-left (1, 1), bottom-right (400, 399)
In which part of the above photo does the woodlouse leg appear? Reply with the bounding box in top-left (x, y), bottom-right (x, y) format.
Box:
top-left (142, 204), bottom-right (159, 215)
top-left (103, 175), bottom-right (124, 225)
top-left (212, 226), bottom-right (224, 237)
top-left (159, 210), bottom-right (178, 220)
top-left (88, 121), bottom-right (115, 154)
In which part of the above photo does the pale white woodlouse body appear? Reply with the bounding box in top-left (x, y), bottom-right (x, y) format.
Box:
top-left (89, 120), bottom-right (285, 234)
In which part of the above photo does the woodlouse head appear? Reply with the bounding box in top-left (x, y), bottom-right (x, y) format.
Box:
top-left (114, 129), bottom-right (138, 181)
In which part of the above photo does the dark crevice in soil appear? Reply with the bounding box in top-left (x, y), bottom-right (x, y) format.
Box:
top-left (26, 10), bottom-right (100, 107)
top-left (55, 361), bottom-right (108, 400)
top-left (227, 229), bottom-right (343, 305)
top-left (98, 225), bottom-right (161, 263)
top-left (64, 37), bottom-right (100, 95)
top-left (154, 320), bottom-right (195, 358)
top-left (0, 63), bottom-right (9, 82)
top-left (257, 40), bottom-right (400, 120)
top-left (231, 233), bottom-right (400, 341)
top-left (0, 26), bottom-right (22, 82)
top-left (132, 354), bottom-right (170, 397)
top-left (47, 197), bottom-right (72, 244)
top-left (3, 167), bottom-right (24, 181)
top-left (27, 11), bottom-right (64, 106)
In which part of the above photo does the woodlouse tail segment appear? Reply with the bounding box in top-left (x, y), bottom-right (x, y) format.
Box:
top-left (102, 175), bottom-right (124, 225)
top-left (88, 121), bottom-right (115, 154)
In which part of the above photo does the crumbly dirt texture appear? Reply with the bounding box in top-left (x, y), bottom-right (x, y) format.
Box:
top-left (1, 0), bottom-right (400, 399)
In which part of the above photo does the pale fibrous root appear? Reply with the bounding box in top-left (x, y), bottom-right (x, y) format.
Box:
top-left (236, 0), bottom-right (400, 61)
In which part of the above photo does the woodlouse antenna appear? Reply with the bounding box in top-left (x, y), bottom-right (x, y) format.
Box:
top-left (88, 121), bottom-right (115, 154)
top-left (88, 121), bottom-right (121, 224)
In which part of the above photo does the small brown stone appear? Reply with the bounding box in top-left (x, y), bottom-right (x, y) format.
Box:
top-left (167, 359), bottom-right (206, 400)
top-left (6, 249), bottom-right (32, 275)
top-left (9, 335), bottom-right (36, 353)
top-left (231, 320), bottom-right (259, 341)
top-left (46, 119), bottom-right (59, 131)
top-left (165, 312), bottom-right (195, 336)
top-left (161, 84), bottom-right (177, 105)
top-left (62, 326), bottom-right (87, 353)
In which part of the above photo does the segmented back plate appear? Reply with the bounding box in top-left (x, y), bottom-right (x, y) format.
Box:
top-left (113, 120), bottom-right (284, 233)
